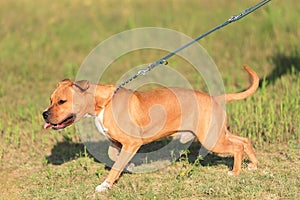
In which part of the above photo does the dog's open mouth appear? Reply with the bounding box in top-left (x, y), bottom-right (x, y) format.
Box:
top-left (43, 114), bottom-right (76, 130)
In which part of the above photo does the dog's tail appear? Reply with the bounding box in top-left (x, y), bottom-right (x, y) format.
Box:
top-left (214, 65), bottom-right (259, 103)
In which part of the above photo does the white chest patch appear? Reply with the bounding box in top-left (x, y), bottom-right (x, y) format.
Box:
top-left (94, 108), bottom-right (109, 137)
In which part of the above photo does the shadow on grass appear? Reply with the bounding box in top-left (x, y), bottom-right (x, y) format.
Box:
top-left (260, 48), bottom-right (300, 86)
top-left (46, 141), bottom-right (85, 165)
top-left (187, 141), bottom-right (234, 169)
top-left (46, 138), bottom-right (234, 171)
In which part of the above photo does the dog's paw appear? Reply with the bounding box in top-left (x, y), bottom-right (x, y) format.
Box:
top-left (227, 170), bottom-right (240, 176)
top-left (95, 180), bottom-right (111, 193)
top-left (174, 132), bottom-right (195, 144)
top-left (125, 162), bottom-right (135, 173)
top-left (247, 163), bottom-right (258, 171)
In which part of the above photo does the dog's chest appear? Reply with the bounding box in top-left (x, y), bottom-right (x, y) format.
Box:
top-left (94, 108), bottom-right (109, 137)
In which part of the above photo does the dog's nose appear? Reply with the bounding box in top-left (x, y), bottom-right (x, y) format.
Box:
top-left (42, 110), bottom-right (50, 120)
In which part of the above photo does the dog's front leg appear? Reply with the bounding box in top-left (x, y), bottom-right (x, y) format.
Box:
top-left (108, 140), bottom-right (122, 162)
top-left (95, 144), bottom-right (140, 192)
top-left (108, 140), bottom-right (136, 172)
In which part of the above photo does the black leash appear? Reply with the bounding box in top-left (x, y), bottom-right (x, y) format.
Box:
top-left (114, 0), bottom-right (271, 94)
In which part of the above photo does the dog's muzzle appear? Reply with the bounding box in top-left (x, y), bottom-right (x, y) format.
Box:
top-left (42, 110), bottom-right (76, 130)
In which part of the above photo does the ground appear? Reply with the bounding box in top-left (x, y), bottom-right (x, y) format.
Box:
top-left (0, 0), bottom-right (299, 199)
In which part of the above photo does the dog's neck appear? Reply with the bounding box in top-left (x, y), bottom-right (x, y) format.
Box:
top-left (87, 84), bottom-right (115, 115)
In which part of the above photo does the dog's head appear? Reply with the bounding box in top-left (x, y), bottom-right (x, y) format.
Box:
top-left (42, 79), bottom-right (91, 130)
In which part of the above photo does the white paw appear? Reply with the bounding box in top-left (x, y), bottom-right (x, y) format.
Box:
top-left (179, 132), bottom-right (195, 144)
top-left (247, 163), bottom-right (258, 171)
top-left (125, 162), bottom-right (135, 172)
top-left (227, 171), bottom-right (234, 176)
top-left (95, 180), bottom-right (111, 193)
top-left (227, 171), bottom-right (239, 176)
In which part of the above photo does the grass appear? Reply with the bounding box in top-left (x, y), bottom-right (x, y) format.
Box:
top-left (0, 0), bottom-right (299, 199)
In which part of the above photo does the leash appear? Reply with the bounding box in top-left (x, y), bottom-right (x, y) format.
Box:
top-left (114, 0), bottom-right (271, 95)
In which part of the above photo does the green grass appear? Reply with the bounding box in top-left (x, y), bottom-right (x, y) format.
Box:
top-left (0, 0), bottom-right (299, 199)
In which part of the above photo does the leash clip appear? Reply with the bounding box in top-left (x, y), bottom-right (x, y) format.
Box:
top-left (162, 59), bottom-right (168, 65)
top-left (137, 69), bottom-right (148, 76)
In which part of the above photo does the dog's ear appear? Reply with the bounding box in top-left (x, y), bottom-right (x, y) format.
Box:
top-left (74, 80), bottom-right (90, 92)
top-left (57, 79), bottom-right (73, 87)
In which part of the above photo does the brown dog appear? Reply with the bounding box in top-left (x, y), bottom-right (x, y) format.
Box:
top-left (43, 65), bottom-right (258, 192)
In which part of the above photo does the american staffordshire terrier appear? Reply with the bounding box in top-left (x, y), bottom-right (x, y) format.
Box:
top-left (43, 65), bottom-right (258, 192)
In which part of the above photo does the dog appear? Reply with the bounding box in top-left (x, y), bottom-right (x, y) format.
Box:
top-left (43, 65), bottom-right (258, 192)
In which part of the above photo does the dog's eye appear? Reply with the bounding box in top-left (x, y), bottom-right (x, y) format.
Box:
top-left (58, 100), bottom-right (67, 105)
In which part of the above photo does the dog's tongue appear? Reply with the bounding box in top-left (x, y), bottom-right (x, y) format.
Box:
top-left (43, 123), bottom-right (52, 129)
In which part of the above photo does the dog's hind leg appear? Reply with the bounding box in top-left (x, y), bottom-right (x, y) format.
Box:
top-left (205, 132), bottom-right (245, 176)
top-left (225, 130), bottom-right (258, 170)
